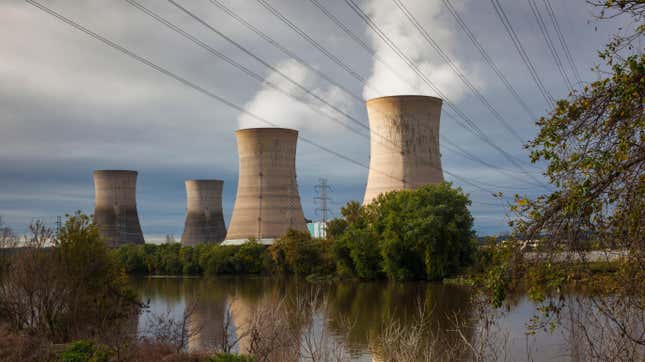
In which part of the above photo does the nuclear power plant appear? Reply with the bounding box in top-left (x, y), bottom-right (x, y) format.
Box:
top-left (180, 179), bottom-right (227, 246)
top-left (363, 95), bottom-right (444, 205)
top-left (93, 170), bottom-right (145, 247)
top-left (87, 95), bottom-right (443, 246)
top-left (223, 128), bottom-right (307, 245)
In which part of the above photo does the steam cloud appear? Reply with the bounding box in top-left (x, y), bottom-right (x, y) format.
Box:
top-left (238, 59), bottom-right (352, 134)
top-left (362, 0), bottom-right (475, 100)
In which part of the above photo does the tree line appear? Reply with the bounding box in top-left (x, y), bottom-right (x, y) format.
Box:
top-left (114, 182), bottom-right (477, 281)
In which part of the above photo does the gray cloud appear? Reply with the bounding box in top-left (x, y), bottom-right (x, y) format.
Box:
top-left (0, 0), bottom-right (626, 238)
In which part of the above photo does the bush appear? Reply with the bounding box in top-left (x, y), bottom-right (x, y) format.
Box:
top-left (59, 340), bottom-right (112, 362)
top-left (209, 353), bottom-right (255, 362)
top-left (233, 241), bottom-right (268, 274)
top-left (330, 183), bottom-right (475, 281)
top-left (373, 183), bottom-right (475, 280)
top-left (0, 212), bottom-right (140, 342)
top-left (270, 230), bottom-right (335, 276)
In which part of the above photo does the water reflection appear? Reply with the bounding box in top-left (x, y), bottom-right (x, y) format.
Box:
top-left (131, 276), bottom-right (568, 361)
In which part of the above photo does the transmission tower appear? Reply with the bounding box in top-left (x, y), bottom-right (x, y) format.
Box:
top-left (56, 215), bottom-right (62, 238)
top-left (314, 178), bottom-right (333, 238)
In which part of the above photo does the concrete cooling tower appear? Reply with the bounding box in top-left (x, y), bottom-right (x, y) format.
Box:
top-left (223, 128), bottom-right (307, 245)
top-left (180, 180), bottom-right (227, 246)
top-left (363, 95), bottom-right (444, 205)
top-left (93, 170), bottom-right (145, 247)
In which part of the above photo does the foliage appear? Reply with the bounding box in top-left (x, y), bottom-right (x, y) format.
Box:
top-left (331, 183), bottom-right (476, 281)
top-left (373, 183), bottom-right (475, 280)
top-left (0, 212), bottom-right (140, 342)
top-left (491, 1), bottom-right (645, 355)
top-left (114, 242), bottom-right (272, 276)
top-left (208, 353), bottom-right (255, 362)
top-left (269, 230), bottom-right (335, 276)
top-left (59, 340), bottom-right (112, 362)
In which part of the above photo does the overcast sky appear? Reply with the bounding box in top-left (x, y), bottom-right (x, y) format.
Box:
top-left (0, 0), bottom-right (628, 240)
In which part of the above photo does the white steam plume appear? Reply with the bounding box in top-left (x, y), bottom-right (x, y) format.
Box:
top-left (362, 0), bottom-right (476, 100)
top-left (238, 59), bottom-right (352, 134)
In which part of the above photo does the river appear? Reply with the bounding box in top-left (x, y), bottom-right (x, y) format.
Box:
top-left (131, 276), bottom-right (577, 361)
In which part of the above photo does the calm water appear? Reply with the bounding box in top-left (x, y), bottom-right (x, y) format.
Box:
top-left (131, 276), bottom-right (571, 361)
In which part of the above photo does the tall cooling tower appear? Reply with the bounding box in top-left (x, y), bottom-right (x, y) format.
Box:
top-left (93, 170), bottom-right (145, 246)
top-left (181, 180), bottom-right (227, 246)
top-left (363, 95), bottom-right (444, 205)
top-left (223, 128), bottom-right (307, 245)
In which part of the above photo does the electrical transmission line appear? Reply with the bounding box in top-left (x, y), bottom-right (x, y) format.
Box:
top-left (527, 0), bottom-right (573, 92)
top-left (253, 0), bottom-right (548, 188)
top-left (392, 0), bottom-right (526, 144)
top-left (154, 0), bottom-right (545, 190)
top-left (126, 0), bottom-right (369, 139)
top-left (341, 0), bottom-right (549, 189)
top-left (24, 0), bottom-right (517, 206)
top-left (490, 0), bottom-right (555, 106)
top-left (542, 0), bottom-right (583, 85)
top-left (205, 0), bottom-right (545, 191)
top-left (440, 0), bottom-right (537, 121)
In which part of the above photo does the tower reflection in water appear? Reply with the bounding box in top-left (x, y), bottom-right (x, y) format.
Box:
top-left (134, 277), bottom-right (473, 358)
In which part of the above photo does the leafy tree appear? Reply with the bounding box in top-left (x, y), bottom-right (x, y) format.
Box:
top-left (503, 1), bottom-right (644, 356)
top-left (179, 246), bottom-right (201, 275)
top-left (233, 241), bottom-right (267, 274)
top-left (0, 212), bottom-right (140, 342)
top-left (270, 230), bottom-right (334, 276)
top-left (200, 245), bottom-right (238, 275)
top-left (372, 183), bottom-right (475, 280)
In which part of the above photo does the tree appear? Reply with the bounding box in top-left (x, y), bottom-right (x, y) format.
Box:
top-left (332, 183), bottom-right (475, 280)
top-left (270, 230), bottom-right (334, 276)
top-left (0, 212), bottom-right (140, 342)
top-left (506, 1), bottom-right (644, 357)
top-left (372, 183), bottom-right (475, 280)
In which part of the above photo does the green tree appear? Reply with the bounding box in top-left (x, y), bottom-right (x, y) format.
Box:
top-left (503, 2), bottom-right (644, 356)
top-left (372, 183), bottom-right (475, 280)
top-left (233, 241), bottom-right (267, 274)
top-left (270, 230), bottom-right (334, 276)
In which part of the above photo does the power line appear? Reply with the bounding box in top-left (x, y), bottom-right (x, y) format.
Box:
top-left (440, 0), bottom-right (537, 121)
top-left (163, 0), bottom-right (371, 134)
top-left (342, 0), bottom-right (550, 189)
top-left (208, 0), bottom-right (365, 104)
top-left (24, 0), bottom-right (515, 205)
top-left (206, 0), bottom-right (545, 188)
top-left (160, 0), bottom-right (544, 190)
top-left (490, 0), bottom-right (555, 106)
top-left (391, 0), bottom-right (526, 145)
top-left (542, 0), bottom-right (583, 85)
top-left (255, 0), bottom-right (548, 188)
top-left (306, 0), bottom-right (420, 92)
top-left (126, 0), bottom-right (369, 138)
top-left (527, 0), bottom-right (573, 92)
top-left (254, 0), bottom-right (383, 96)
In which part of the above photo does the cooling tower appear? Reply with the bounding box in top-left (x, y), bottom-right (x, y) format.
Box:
top-left (363, 95), bottom-right (444, 205)
top-left (223, 128), bottom-right (307, 244)
top-left (93, 170), bottom-right (145, 247)
top-left (180, 179), bottom-right (227, 246)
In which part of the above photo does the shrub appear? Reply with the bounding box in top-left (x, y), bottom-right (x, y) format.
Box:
top-left (0, 212), bottom-right (140, 342)
top-left (233, 241), bottom-right (267, 274)
top-left (59, 340), bottom-right (112, 362)
top-left (270, 230), bottom-right (334, 276)
top-left (373, 183), bottom-right (475, 280)
top-left (200, 245), bottom-right (238, 275)
top-left (209, 353), bottom-right (255, 362)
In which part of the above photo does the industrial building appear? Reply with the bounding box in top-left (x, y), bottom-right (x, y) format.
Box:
top-left (180, 179), bottom-right (227, 246)
top-left (93, 170), bottom-right (145, 246)
top-left (363, 95), bottom-right (444, 204)
top-left (223, 128), bottom-right (307, 245)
